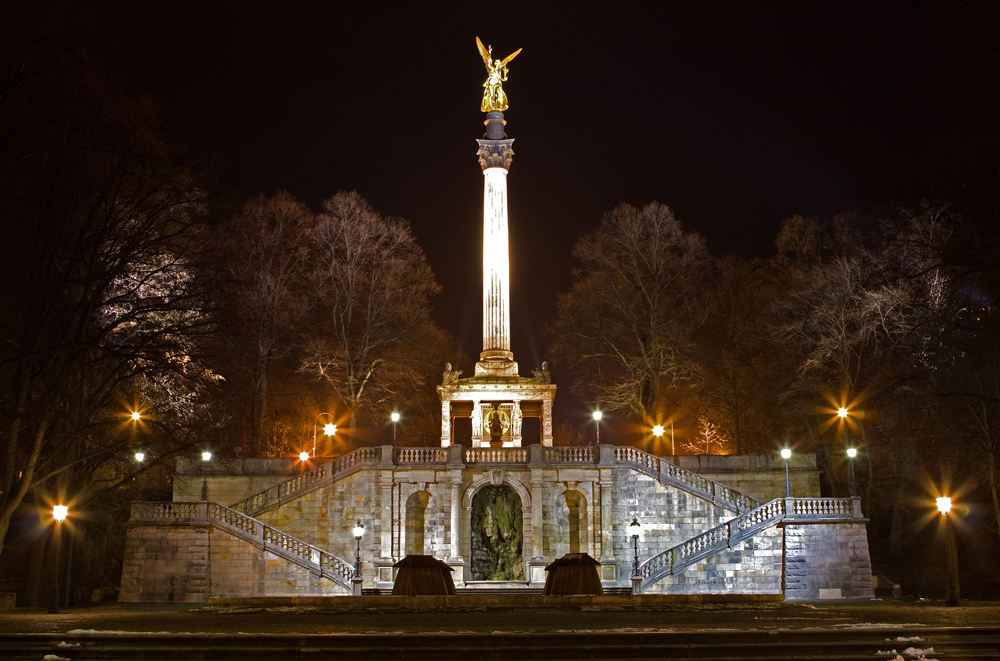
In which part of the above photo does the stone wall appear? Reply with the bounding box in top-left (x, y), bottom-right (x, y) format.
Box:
top-left (784, 521), bottom-right (874, 599)
top-left (646, 527), bottom-right (784, 594)
top-left (120, 523), bottom-right (210, 603)
top-left (119, 519), bottom-right (348, 603)
top-left (672, 454), bottom-right (821, 502)
top-left (173, 458), bottom-right (305, 505)
top-left (609, 468), bottom-right (732, 583)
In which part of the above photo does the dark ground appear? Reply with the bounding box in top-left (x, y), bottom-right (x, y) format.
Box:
top-left (2, 599), bottom-right (999, 635)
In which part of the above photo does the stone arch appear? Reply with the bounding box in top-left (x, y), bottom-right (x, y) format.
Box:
top-left (405, 490), bottom-right (431, 556)
top-left (462, 472), bottom-right (531, 510)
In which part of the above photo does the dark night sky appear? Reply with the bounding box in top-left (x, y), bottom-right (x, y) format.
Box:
top-left (97, 1), bottom-right (950, 423)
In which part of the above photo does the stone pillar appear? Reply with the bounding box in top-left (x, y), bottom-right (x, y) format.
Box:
top-left (474, 132), bottom-right (519, 378)
top-left (511, 401), bottom-right (523, 447)
top-left (379, 471), bottom-right (394, 562)
top-left (471, 399), bottom-right (483, 447)
top-left (599, 468), bottom-right (615, 564)
top-left (529, 464), bottom-right (544, 561)
top-left (541, 395), bottom-right (553, 446)
top-left (449, 474), bottom-right (463, 561)
top-left (440, 399), bottom-right (452, 447)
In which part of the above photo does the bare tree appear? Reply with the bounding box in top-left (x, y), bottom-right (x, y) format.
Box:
top-left (218, 192), bottom-right (311, 457)
top-left (546, 202), bottom-right (711, 425)
top-left (0, 12), bottom-right (217, 558)
top-left (300, 191), bottom-right (442, 448)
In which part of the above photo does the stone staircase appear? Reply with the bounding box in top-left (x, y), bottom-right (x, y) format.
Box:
top-left (130, 501), bottom-right (357, 591)
top-left (638, 496), bottom-right (862, 590)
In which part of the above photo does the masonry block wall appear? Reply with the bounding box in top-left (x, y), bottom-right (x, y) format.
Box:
top-left (647, 527), bottom-right (785, 594)
top-left (120, 523), bottom-right (210, 603)
top-left (120, 521), bottom-right (349, 603)
top-left (783, 522), bottom-right (875, 599)
top-left (609, 468), bottom-right (732, 583)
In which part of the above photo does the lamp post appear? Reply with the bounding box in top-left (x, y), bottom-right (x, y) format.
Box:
top-left (629, 517), bottom-right (642, 594)
top-left (312, 413), bottom-right (336, 458)
top-left (200, 451), bottom-right (211, 501)
top-left (391, 411), bottom-right (400, 445)
top-left (781, 447), bottom-right (792, 497)
top-left (592, 410), bottom-right (602, 444)
top-left (352, 521), bottom-right (365, 595)
top-left (846, 447), bottom-right (858, 497)
top-left (936, 496), bottom-right (961, 606)
top-left (48, 505), bottom-right (68, 614)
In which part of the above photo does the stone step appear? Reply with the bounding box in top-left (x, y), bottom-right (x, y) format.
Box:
top-left (2, 628), bottom-right (998, 660)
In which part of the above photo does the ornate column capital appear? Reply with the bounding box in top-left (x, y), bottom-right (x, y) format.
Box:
top-left (477, 138), bottom-right (514, 171)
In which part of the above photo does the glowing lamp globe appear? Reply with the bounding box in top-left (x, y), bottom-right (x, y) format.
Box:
top-left (353, 521), bottom-right (365, 539)
top-left (936, 496), bottom-right (952, 515)
top-left (837, 407), bottom-right (849, 419)
top-left (781, 447), bottom-right (791, 460)
top-left (592, 410), bottom-right (602, 422)
top-left (391, 411), bottom-right (400, 423)
top-left (53, 505), bottom-right (68, 524)
top-left (629, 517), bottom-right (642, 538)
top-left (135, 451), bottom-right (145, 462)
top-left (846, 448), bottom-right (857, 458)
top-left (324, 423), bottom-right (337, 436)
top-left (652, 424), bottom-right (664, 437)
top-left (131, 410), bottom-right (141, 421)
top-left (201, 451), bottom-right (212, 462)
top-left (298, 451), bottom-right (310, 462)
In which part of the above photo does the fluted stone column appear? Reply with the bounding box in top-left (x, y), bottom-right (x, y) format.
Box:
top-left (475, 112), bottom-right (519, 378)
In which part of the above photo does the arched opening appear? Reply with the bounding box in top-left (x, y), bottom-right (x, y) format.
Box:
top-left (405, 490), bottom-right (431, 556)
top-left (470, 484), bottom-right (524, 580)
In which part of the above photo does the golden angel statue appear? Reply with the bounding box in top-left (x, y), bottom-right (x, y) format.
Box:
top-left (477, 37), bottom-right (521, 113)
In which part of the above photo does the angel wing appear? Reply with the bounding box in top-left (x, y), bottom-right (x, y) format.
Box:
top-left (476, 37), bottom-right (491, 67)
top-left (498, 48), bottom-right (522, 69)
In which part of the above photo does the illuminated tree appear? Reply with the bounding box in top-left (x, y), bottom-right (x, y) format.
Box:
top-left (300, 191), bottom-right (443, 448)
top-left (547, 202), bottom-right (711, 424)
top-left (217, 192), bottom-right (312, 457)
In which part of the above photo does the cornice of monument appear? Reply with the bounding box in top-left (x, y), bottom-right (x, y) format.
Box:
top-left (477, 138), bottom-right (514, 172)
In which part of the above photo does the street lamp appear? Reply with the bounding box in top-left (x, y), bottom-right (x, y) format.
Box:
top-left (937, 496), bottom-right (960, 606)
top-left (48, 505), bottom-right (68, 614)
top-left (837, 407), bottom-right (849, 419)
top-left (651, 424), bottom-right (664, 455)
top-left (846, 447), bottom-right (858, 497)
top-left (298, 451), bottom-right (310, 462)
top-left (781, 447), bottom-right (792, 497)
top-left (313, 413), bottom-right (336, 458)
top-left (592, 410), bottom-right (602, 444)
top-left (352, 521), bottom-right (365, 579)
top-left (391, 411), bottom-right (400, 445)
top-left (200, 451), bottom-right (211, 501)
top-left (134, 451), bottom-right (145, 462)
top-left (629, 517), bottom-right (642, 578)
top-left (131, 410), bottom-right (141, 421)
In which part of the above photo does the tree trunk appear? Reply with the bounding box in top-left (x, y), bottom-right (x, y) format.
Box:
top-left (249, 353), bottom-right (267, 458)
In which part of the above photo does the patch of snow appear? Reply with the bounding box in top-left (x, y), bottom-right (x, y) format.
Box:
top-left (889, 636), bottom-right (925, 643)
top-left (66, 629), bottom-right (191, 635)
top-left (43, 655), bottom-right (72, 661)
top-left (55, 641), bottom-right (80, 647)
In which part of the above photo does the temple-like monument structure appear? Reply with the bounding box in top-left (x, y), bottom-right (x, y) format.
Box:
top-left (118, 39), bottom-right (875, 604)
top-left (438, 107), bottom-right (556, 448)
